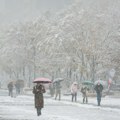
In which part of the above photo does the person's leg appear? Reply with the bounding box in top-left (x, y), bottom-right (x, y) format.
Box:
top-left (10, 90), bottom-right (12, 97)
top-left (11, 90), bottom-right (13, 97)
top-left (75, 93), bottom-right (77, 102)
top-left (18, 88), bottom-right (20, 94)
top-left (98, 99), bottom-right (100, 106)
top-left (59, 91), bottom-right (61, 100)
top-left (38, 108), bottom-right (41, 115)
top-left (99, 95), bottom-right (101, 106)
top-left (16, 89), bottom-right (18, 95)
top-left (55, 91), bottom-right (58, 100)
top-left (37, 108), bottom-right (41, 116)
top-left (97, 94), bottom-right (99, 105)
top-left (72, 94), bottom-right (74, 102)
top-left (36, 108), bottom-right (39, 116)
top-left (97, 93), bottom-right (101, 106)
top-left (83, 94), bottom-right (85, 103)
top-left (86, 95), bottom-right (88, 103)
top-left (83, 98), bottom-right (85, 103)
top-left (8, 90), bottom-right (10, 96)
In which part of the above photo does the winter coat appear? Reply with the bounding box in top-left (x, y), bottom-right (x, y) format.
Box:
top-left (55, 82), bottom-right (61, 93)
top-left (71, 83), bottom-right (78, 94)
top-left (94, 84), bottom-right (103, 102)
top-left (81, 86), bottom-right (89, 96)
top-left (8, 82), bottom-right (13, 91)
top-left (33, 84), bottom-right (46, 108)
top-left (94, 84), bottom-right (103, 94)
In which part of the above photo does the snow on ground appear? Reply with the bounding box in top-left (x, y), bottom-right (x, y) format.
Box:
top-left (0, 95), bottom-right (78, 120)
top-left (0, 90), bottom-right (120, 120)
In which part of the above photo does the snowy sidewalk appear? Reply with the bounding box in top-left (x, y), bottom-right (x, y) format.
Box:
top-left (0, 94), bottom-right (120, 120)
top-left (0, 89), bottom-right (120, 120)
top-left (59, 94), bottom-right (120, 109)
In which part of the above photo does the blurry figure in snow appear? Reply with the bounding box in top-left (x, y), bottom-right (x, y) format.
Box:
top-left (33, 83), bottom-right (46, 116)
top-left (49, 83), bottom-right (55, 97)
top-left (71, 82), bottom-right (78, 102)
top-left (15, 82), bottom-right (20, 95)
top-left (94, 82), bottom-right (103, 106)
top-left (54, 81), bottom-right (62, 100)
top-left (81, 86), bottom-right (89, 103)
top-left (12, 84), bottom-right (17, 98)
top-left (15, 80), bottom-right (24, 94)
top-left (7, 82), bottom-right (14, 97)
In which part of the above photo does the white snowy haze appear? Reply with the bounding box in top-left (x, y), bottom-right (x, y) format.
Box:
top-left (0, 0), bottom-right (73, 25)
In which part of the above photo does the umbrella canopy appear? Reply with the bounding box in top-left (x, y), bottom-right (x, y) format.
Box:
top-left (53, 78), bottom-right (64, 83)
top-left (33, 77), bottom-right (52, 83)
top-left (16, 79), bottom-right (24, 88)
top-left (82, 80), bottom-right (94, 85)
top-left (8, 81), bottom-right (13, 85)
top-left (8, 80), bottom-right (16, 85)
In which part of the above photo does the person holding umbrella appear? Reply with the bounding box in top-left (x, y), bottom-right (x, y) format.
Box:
top-left (94, 82), bottom-right (103, 106)
top-left (81, 85), bottom-right (89, 104)
top-left (7, 82), bottom-right (14, 97)
top-left (54, 81), bottom-right (62, 100)
top-left (33, 83), bottom-right (46, 116)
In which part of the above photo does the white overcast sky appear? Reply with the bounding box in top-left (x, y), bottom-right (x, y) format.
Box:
top-left (0, 0), bottom-right (73, 25)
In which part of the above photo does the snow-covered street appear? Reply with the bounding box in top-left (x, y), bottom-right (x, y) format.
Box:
top-left (0, 89), bottom-right (120, 120)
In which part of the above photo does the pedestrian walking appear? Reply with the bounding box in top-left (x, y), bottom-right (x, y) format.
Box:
top-left (15, 82), bottom-right (20, 95)
top-left (49, 83), bottom-right (55, 97)
top-left (33, 83), bottom-right (46, 116)
top-left (7, 82), bottom-right (13, 97)
top-left (71, 82), bottom-right (78, 102)
top-left (94, 82), bottom-right (103, 106)
top-left (54, 81), bottom-right (61, 100)
top-left (81, 86), bottom-right (89, 103)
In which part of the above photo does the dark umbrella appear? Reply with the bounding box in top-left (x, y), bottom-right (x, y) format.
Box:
top-left (33, 77), bottom-right (52, 84)
top-left (53, 78), bottom-right (64, 83)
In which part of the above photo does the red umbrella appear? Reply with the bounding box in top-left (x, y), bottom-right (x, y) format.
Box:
top-left (33, 77), bottom-right (52, 83)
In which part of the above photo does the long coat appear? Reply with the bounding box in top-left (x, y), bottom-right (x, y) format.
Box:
top-left (55, 82), bottom-right (61, 93)
top-left (33, 84), bottom-right (46, 108)
top-left (81, 86), bottom-right (89, 97)
top-left (94, 84), bottom-right (103, 101)
top-left (71, 83), bottom-right (78, 95)
top-left (8, 82), bottom-right (13, 91)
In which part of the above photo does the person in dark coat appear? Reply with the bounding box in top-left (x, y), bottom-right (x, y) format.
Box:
top-left (7, 82), bottom-right (13, 97)
top-left (94, 82), bottom-right (103, 106)
top-left (33, 83), bottom-right (46, 116)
